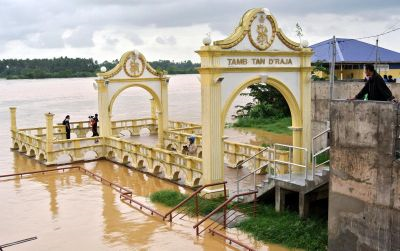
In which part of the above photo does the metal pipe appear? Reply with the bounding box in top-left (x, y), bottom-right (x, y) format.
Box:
top-left (274, 145), bottom-right (277, 177)
top-left (289, 148), bottom-right (292, 182)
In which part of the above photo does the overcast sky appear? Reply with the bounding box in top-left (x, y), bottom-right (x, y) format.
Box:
top-left (0, 0), bottom-right (399, 62)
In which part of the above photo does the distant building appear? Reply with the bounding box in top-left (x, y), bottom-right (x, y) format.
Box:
top-left (311, 38), bottom-right (400, 81)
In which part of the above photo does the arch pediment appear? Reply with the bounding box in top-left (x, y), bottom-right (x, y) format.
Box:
top-left (214, 8), bottom-right (302, 52)
top-left (97, 50), bottom-right (164, 80)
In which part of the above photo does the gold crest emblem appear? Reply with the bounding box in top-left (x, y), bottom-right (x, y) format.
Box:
top-left (123, 52), bottom-right (145, 77)
top-left (248, 13), bottom-right (276, 51)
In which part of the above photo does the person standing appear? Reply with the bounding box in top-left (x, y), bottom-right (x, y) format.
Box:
top-left (62, 115), bottom-right (71, 139)
top-left (186, 135), bottom-right (198, 156)
top-left (353, 64), bottom-right (395, 101)
top-left (91, 114), bottom-right (99, 137)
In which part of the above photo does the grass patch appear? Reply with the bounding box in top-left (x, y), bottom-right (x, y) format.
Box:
top-left (150, 190), bottom-right (187, 207)
top-left (236, 205), bottom-right (327, 251)
top-left (150, 189), bottom-right (223, 216)
top-left (151, 190), bottom-right (327, 250)
top-left (232, 117), bottom-right (292, 135)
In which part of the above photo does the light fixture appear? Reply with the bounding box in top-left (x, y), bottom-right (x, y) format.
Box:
top-left (214, 76), bottom-right (224, 84)
top-left (203, 33), bottom-right (211, 46)
top-left (301, 40), bottom-right (309, 48)
top-left (260, 74), bottom-right (268, 83)
top-left (100, 66), bottom-right (107, 72)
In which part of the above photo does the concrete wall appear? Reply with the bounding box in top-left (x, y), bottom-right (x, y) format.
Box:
top-left (328, 100), bottom-right (400, 251)
top-left (311, 81), bottom-right (400, 151)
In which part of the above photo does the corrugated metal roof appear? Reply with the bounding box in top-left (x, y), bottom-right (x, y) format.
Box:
top-left (310, 38), bottom-right (400, 63)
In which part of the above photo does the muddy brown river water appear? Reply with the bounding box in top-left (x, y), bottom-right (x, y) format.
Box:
top-left (0, 75), bottom-right (295, 250)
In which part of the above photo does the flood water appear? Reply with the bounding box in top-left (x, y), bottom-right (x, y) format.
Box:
top-left (0, 75), bottom-right (294, 250)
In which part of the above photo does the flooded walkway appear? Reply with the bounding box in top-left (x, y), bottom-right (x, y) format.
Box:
top-left (0, 154), bottom-right (296, 251)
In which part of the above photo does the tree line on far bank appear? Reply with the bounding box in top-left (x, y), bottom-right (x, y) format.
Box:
top-left (0, 57), bottom-right (200, 79)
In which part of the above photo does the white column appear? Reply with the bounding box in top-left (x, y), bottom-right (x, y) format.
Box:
top-left (97, 79), bottom-right (112, 137)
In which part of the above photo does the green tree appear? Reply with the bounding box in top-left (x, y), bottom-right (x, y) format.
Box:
top-left (234, 83), bottom-right (290, 120)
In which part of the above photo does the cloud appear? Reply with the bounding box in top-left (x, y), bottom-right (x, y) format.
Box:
top-left (155, 36), bottom-right (176, 45)
top-left (0, 0), bottom-right (399, 60)
top-left (64, 27), bottom-right (94, 48)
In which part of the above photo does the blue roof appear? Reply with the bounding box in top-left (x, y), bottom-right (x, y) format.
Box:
top-left (310, 38), bottom-right (400, 63)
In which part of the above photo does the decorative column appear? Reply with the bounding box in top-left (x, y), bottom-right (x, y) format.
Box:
top-left (150, 98), bottom-right (157, 119)
top-left (198, 46), bottom-right (225, 193)
top-left (97, 79), bottom-right (112, 137)
top-left (299, 51), bottom-right (313, 169)
top-left (45, 112), bottom-right (55, 164)
top-left (157, 78), bottom-right (169, 148)
top-left (10, 107), bottom-right (17, 132)
top-left (10, 107), bottom-right (18, 150)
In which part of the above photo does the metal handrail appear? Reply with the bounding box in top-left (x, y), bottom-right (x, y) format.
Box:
top-left (193, 190), bottom-right (257, 235)
top-left (272, 143), bottom-right (309, 182)
top-left (234, 147), bottom-right (270, 195)
top-left (163, 181), bottom-right (227, 222)
top-left (313, 128), bottom-right (330, 140)
top-left (235, 147), bottom-right (269, 170)
top-left (0, 237), bottom-right (37, 249)
top-left (0, 166), bottom-right (164, 219)
top-left (208, 229), bottom-right (256, 251)
top-left (234, 164), bottom-right (267, 196)
top-left (311, 127), bottom-right (331, 180)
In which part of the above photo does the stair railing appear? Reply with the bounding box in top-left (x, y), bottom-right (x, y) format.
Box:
top-left (193, 190), bottom-right (257, 236)
top-left (163, 181), bottom-right (227, 222)
top-left (234, 147), bottom-right (270, 195)
top-left (311, 126), bottom-right (331, 180)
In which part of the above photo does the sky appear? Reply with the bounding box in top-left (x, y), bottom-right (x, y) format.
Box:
top-left (0, 0), bottom-right (399, 62)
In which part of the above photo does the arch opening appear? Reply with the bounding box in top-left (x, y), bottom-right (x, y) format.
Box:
top-left (84, 151), bottom-right (98, 161)
top-left (107, 151), bottom-right (116, 160)
top-left (109, 85), bottom-right (161, 120)
top-left (222, 77), bottom-right (299, 147)
top-left (139, 128), bottom-right (151, 136)
top-left (28, 149), bottom-right (36, 158)
top-left (21, 145), bottom-right (27, 153)
top-left (56, 154), bottom-right (73, 164)
top-left (13, 142), bottom-right (19, 150)
top-left (38, 153), bottom-right (45, 162)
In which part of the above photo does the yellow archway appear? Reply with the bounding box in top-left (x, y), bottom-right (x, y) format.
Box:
top-left (108, 83), bottom-right (162, 114)
top-left (221, 76), bottom-right (302, 131)
top-left (197, 7), bottom-right (312, 188)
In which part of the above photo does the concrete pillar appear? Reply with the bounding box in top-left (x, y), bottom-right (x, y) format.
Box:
top-left (97, 79), bottom-right (112, 137)
top-left (328, 101), bottom-right (400, 251)
top-left (275, 186), bottom-right (286, 212)
top-left (10, 107), bottom-right (17, 132)
top-left (299, 192), bottom-right (309, 218)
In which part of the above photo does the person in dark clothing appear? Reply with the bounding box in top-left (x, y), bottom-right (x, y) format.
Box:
top-left (354, 64), bottom-right (395, 101)
top-left (388, 75), bottom-right (395, 83)
top-left (62, 115), bottom-right (71, 139)
top-left (90, 114), bottom-right (99, 137)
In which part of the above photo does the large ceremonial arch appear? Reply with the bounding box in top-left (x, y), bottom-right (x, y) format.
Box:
top-left (95, 51), bottom-right (169, 147)
top-left (197, 8), bottom-right (313, 185)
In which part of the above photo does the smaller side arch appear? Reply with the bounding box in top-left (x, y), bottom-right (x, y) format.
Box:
top-left (12, 142), bottom-right (20, 150)
top-left (38, 153), bottom-right (45, 162)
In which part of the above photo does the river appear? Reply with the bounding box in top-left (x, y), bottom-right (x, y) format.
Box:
top-left (0, 75), bottom-right (294, 250)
